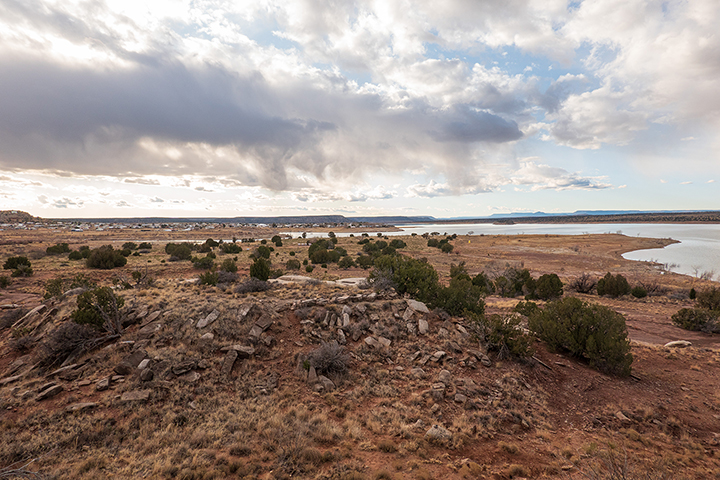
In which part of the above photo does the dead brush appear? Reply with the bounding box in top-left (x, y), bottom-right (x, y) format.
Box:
top-left (308, 341), bottom-right (350, 379)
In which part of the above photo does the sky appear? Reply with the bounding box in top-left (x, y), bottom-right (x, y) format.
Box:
top-left (0, 0), bottom-right (719, 219)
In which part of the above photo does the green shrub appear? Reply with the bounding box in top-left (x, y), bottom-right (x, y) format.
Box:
top-left (68, 251), bottom-right (84, 261)
top-left (46, 243), bottom-right (70, 255)
top-left (70, 273), bottom-right (95, 289)
top-left (689, 288), bottom-right (696, 300)
top-left (192, 256), bottom-right (214, 270)
top-left (596, 273), bottom-right (630, 298)
top-left (86, 246), bottom-right (127, 269)
top-left (449, 262), bottom-right (471, 281)
top-left (356, 255), bottom-right (374, 269)
top-left (120, 248), bottom-right (132, 257)
top-left (0, 276), bottom-right (11, 288)
top-left (122, 242), bottom-right (138, 250)
top-left (514, 300), bottom-right (540, 317)
top-left (495, 267), bottom-right (534, 298)
top-left (138, 242), bottom-right (152, 250)
top-left (305, 265), bottom-right (315, 273)
top-left (250, 258), bottom-right (270, 281)
top-left (44, 278), bottom-right (65, 299)
top-left (338, 256), bottom-right (356, 269)
top-left (529, 297), bottom-right (633, 376)
top-left (471, 272), bottom-right (494, 295)
top-left (220, 258), bottom-right (238, 273)
top-left (671, 308), bottom-right (719, 333)
top-left (696, 287), bottom-right (720, 311)
top-left (435, 277), bottom-right (484, 316)
top-left (71, 287), bottom-right (125, 333)
top-left (389, 239), bottom-right (406, 249)
top-left (427, 238), bottom-right (439, 248)
top-left (286, 259), bottom-right (301, 270)
top-left (198, 271), bottom-right (219, 286)
top-left (371, 255), bottom-right (438, 303)
top-left (255, 245), bottom-right (272, 259)
top-left (631, 286), bottom-right (647, 298)
top-left (440, 242), bottom-right (454, 253)
top-left (470, 312), bottom-right (533, 359)
top-left (165, 243), bottom-right (193, 261)
top-left (221, 243), bottom-right (242, 254)
top-left (534, 273), bottom-right (563, 300)
top-left (10, 264), bottom-right (33, 277)
top-left (3, 256), bottom-right (30, 270)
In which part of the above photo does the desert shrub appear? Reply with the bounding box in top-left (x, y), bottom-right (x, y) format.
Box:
top-left (86, 246), bottom-right (127, 269)
top-left (0, 276), bottom-right (11, 288)
top-left (356, 255), bottom-right (374, 269)
top-left (122, 242), bottom-right (138, 250)
top-left (36, 321), bottom-right (98, 368)
top-left (221, 243), bottom-right (242, 254)
top-left (389, 239), bottom-right (406, 249)
top-left (3, 256), bottom-right (30, 270)
top-left (449, 262), bottom-right (471, 281)
top-left (192, 256), bottom-right (215, 270)
top-left (217, 271), bottom-right (238, 284)
top-left (44, 277), bottom-right (65, 299)
top-left (235, 277), bottom-right (271, 294)
top-left (471, 272), bottom-right (494, 294)
top-left (514, 300), bottom-right (540, 317)
top-left (534, 273), bottom-right (563, 300)
top-left (138, 242), bottom-right (152, 250)
top-left (440, 242), bottom-right (454, 253)
top-left (596, 273), bottom-right (630, 298)
top-left (10, 264), bottom-right (33, 277)
top-left (529, 297), bottom-right (633, 376)
top-left (70, 273), bottom-right (95, 289)
top-left (371, 255), bottom-right (439, 303)
top-left (68, 251), bottom-right (83, 260)
top-left (165, 243), bottom-right (193, 260)
top-left (71, 287), bottom-right (125, 333)
top-left (338, 256), bottom-right (356, 269)
top-left (46, 242), bottom-right (70, 255)
top-left (435, 277), bottom-right (485, 316)
top-left (469, 312), bottom-right (533, 359)
top-left (254, 245), bottom-right (272, 259)
top-left (427, 238), bottom-right (439, 248)
top-left (308, 341), bottom-right (350, 378)
top-left (120, 248), bottom-right (132, 257)
top-left (689, 288), bottom-right (696, 300)
top-left (696, 287), bottom-right (720, 311)
top-left (220, 258), bottom-right (238, 273)
top-left (305, 265), bottom-right (315, 273)
top-left (250, 258), bottom-right (270, 281)
top-left (495, 267), bottom-right (534, 298)
top-left (569, 273), bottom-right (596, 294)
top-left (671, 308), bottom-right (720, 333)
top-left (269, 268), bottom-right (284, 278)
top-left (631, 286), bottom-right (647, 298)
top-left (198, 270), bottom-right (219, 286)
top-left (286, 259), bottom-right (302, 270)
top-left (9, 330), bottom-right (36, 353)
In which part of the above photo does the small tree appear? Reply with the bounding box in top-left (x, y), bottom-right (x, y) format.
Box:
top-left (71, 287), bottom-right (125, 334)
top-left (86, 246), bottom-right (127, 269)
top-left (250, 258), bottom-right (270, 281)
top-left (220, 258), bottom-right (238, 273)
top-left (596, 273), bottom-right (630, 298)
top-left (3, 256), bottom-right (30, 270)
top-left (535, 273), bottom-right (563, 300)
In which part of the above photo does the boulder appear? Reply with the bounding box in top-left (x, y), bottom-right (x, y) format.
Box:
top-left (407, 299), bottom-right (430, 314)
top-left (114, 350), bottom-right (147, 375)
top-left (425, 424), bottom-right (452, 443)
top-left (418, 318), bottom-right (429, 335)
top-left (172, 360), bottom-right (196, 376)
top-left (664, 340), bottom-right (692, 348)
top-left (437, 369), bottom-right (452, 386)
top-left (96, 377), bottom-right (110, 391)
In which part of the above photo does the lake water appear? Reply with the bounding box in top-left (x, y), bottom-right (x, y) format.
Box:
top-left (390, 223), bottom-right (720, 279)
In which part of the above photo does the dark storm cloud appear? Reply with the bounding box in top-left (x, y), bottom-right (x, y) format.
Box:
top-left (429, 105), bottom-right (523, 143)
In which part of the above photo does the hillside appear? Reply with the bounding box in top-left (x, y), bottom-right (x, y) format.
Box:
top-left (0, 230), bottom-right (719, 479)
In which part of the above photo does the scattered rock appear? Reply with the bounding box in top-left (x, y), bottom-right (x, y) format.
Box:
top-left (425, 424), bottom-right (452, 443)
top-left (364, 336), bottom-right (381, 348)
top-left (66, 402), bottom-right (97, 413)
top-left (317, 375), bottom-right (335, 392)
top-left (307, 366), bottom-right (318, 384)
top-left (616, 411), bottom-right (630, 422)
top-left (221, 350), bottom-right (238, 380)
top-left (36, 384), bottom-right (63, 401)
top-left (431, 383), bottom-right (446, 401)
top-left (172, 360), bottom-right (196, 376)
top-left (200, 332), bottom-right (215, 341)
top-left (96, 377), bottom-right (110, 391)
top-left (454, 393), bottom-right (467, 404)
top-left (120, 389), bottom-right (151, 403)
top-left (411, 367), bottom-right (425, 379)
top-left (115, 350), bottom-right (147, 375)
top-left (403, 307), bottom-right (415, 321)
top-left (378, 336), bottom-right (391, 347)
top-left (0, 375), bottom-right (23, 386)
top-left (140, 369), bottom-right (154, 382)
top-left (407, 299), bottom-right (430, 314)
top-left (196, 309), bottom-right (220, 329)
top-left (137, 359), bottom-right (151, 370)
top-left (437, 369), bottom-right (452, 386)
top-left (418, 318), bottom-right (429, 335)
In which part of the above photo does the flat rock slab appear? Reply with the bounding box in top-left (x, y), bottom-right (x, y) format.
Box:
top-left (197, 309), bottom-right (220, 329)
top-left (120, 389), bottom-right (152, 403)
top-left (0, 375), bottom-right (23, 386)
top-left (664, 340), bottom-right (692, 348)
top-left (36, 384), bottom-right (63, 401)
top-left (66, 402), bottom-right (98, 413)
top-left (221, 350), bottom-right (238, 379)
top-left (407, 299), bottom-right (430, 314)
top-left (115, 350), bottom-right (147, 375)
top-left (220, 345), bottom-right (255, 358)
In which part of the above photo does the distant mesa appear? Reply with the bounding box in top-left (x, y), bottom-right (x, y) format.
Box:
top-left (0, 210), bottom-right (39, 224)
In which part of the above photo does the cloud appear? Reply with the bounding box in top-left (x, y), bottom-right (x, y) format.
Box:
top-left (150, 197), bottom-right (165, 203)
top-left (510, 161), bottom-right (612, 190)
top-left (124, 177), bottom-right (160, 185)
